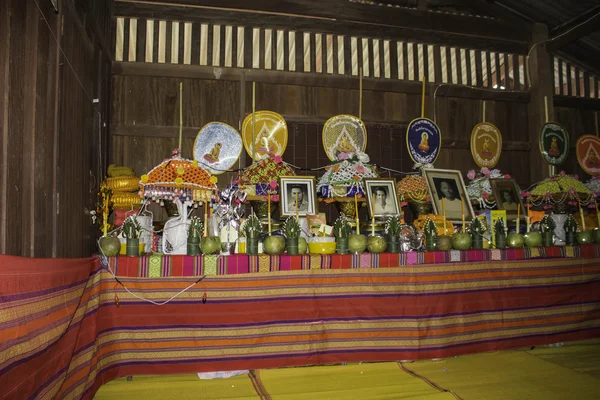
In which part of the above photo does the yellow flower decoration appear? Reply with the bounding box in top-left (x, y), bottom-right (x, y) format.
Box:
top-left (175, 177), bottom-right (184, 186)
top-left (209, 175), bottom-right (218, 184)
top-left (141, 174), bottom-right (149, 183)
top-left (192, 160), bottom-right (199, 167)
top-left (176, 165), bottom-right (185, 175)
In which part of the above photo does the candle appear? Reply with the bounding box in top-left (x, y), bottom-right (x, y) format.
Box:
top-left (516, 203), bottom-right (520, 234)
top-left (461, 198), bottom-right (465, 228)
top-left (526, 201), bottom-right (530, 233)
top-left (442, 197), bottom-right (446, 234)
top-left (354, 195), bottom-right (360, 235)
top-left (203, 202), bottom-right (208, 237)
top-left (268, 194), bottom-right (272, 236)
top-left (371, 194), bottom-right (376, 236)
top-left (103, 211), bottom-right (108, 237)
top-left (579, 200), bottom-right (586, 231)
top-left (295, 193), bottom-right (299, 220)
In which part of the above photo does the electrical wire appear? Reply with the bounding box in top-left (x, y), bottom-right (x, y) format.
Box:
top-left (97, 241), bottom-right (207, 306)
top-left (525, 9), bottom-right (600, 88)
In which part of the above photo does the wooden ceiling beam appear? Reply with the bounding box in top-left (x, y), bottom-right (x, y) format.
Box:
top-left (114, 0), bottom-right (530, 53)
top-left (547, 6), bottom-right (600, 52)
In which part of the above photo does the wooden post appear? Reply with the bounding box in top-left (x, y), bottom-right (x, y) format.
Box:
top-left (527, 24), bottom-right (555, 184)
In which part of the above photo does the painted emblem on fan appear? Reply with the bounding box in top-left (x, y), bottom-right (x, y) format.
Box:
top-left (193, 122), bottom-right (243, 175)
top-left (322, 115), bottom-right (367, 161)
top-left (539, 122), bottom-right (569, 166)
top-left (406, 118), bottom-right (441, 165)
top-left (576, 135), bottom-right (600, 175)
top-left (470, 122), bottom-right (502, 168)
top-left (241, 111), bottom-right (288, 161)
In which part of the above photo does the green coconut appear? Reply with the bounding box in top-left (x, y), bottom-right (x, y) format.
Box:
top-left (367, 235), bottom-right (387, 253)
top-left (507, 233), bottom-right (524, 248)
top-left (577, 230), bottom-right (593, 244)
top-left (201, 236), bottom-right (222, 254)
top-left (99, 236), bottom-right (121, 257)
top-left (348, 234), bottom-right (368, 254)
top-left (264, 235), bottom-right (286, 255)
top-left (523, 232), bottom-right (542, 247)
top-left (298, 237), bottom-right (308, 254)
top-left (436, 235), bottom-right (453, 251)
top-left (452, 233), bottom-right (472, 250)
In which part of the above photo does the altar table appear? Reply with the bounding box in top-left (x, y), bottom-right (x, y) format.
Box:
top-left (2, 246), bottom-right (600, 399)
top-left (108, 244), bottom-right (595, 277)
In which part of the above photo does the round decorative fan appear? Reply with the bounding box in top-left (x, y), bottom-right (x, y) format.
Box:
top-left (241, 111), bottom-right (288, 161)
top-left (193, 122), bottom-right (243, 175)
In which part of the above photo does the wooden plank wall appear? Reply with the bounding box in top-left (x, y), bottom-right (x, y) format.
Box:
top-left (110, 74), bottom-right (531, 222)
top-left (0, 0), bottom-right (113, 258)
top-left (555, 105), bottom-right (600, 182)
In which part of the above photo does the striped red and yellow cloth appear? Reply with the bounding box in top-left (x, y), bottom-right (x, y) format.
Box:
top-left (108, 245), bottom-right (593, 277)
top-left (1, 247), bottom-right (600, 399)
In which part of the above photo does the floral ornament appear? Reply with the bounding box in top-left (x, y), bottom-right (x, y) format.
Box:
top-left (269, 180), bottom-right (277, 190)
top-left (209, 175), bottom-right (218, 184)
top-left (337, 152), bottom-right (350, 160)
top-left (273, 155), bottom-right (283, 164)
top-left (192, 160), bottom-right (199, 167)
top-left (357, 152), bottom-right (370, 163)
top-left (465, 167), bottom-right (506, 209)
top-left (176, 165), bottom-right (185, 175)
top-left (141, 174), bottom-right (149, 183)
top-left (354, 164), bottom-right (366, 175)
top-left (174, 177), bottom-right (183, 186)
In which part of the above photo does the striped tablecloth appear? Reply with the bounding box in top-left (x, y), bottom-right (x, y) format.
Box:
top-left (108, 244), bottom-right (598, 277)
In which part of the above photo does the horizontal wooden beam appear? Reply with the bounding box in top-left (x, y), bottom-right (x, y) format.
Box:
top-left (114, 0), bottom-right (529, 53)
top-left (112, 62), bottom-right (531, 102)
top-left (444, 139), bottom-right (531, 151)
top-left (547, 6), bottom-right (600, 52)
top-left (553, 95), bottom-right (600, 111)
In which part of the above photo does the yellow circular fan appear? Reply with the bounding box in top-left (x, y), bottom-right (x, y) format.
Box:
top-left (241, 111), bottom-right (288, 161)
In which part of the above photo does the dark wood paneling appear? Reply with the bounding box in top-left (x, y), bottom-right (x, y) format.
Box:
top-left (111, 71), bottom-right (539, 206)
top-left (0, 0), bottom-right (111, 257)
top-left (555, 106), bottom-right (600, 181)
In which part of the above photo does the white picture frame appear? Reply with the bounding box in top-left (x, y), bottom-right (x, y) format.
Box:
top-left (279, 176), bottom-right (317, 217)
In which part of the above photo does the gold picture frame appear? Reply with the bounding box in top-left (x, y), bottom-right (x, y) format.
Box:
top-left (490, 178), bottom-right (524, 220)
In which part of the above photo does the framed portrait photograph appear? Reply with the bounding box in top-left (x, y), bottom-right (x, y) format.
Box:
top-left (279, 176), bottom-right (317, 217)
top-left (363, 178), bottom-right (400, 218)
top-left (422, 169), bottom-right (474, 223)
top-left (490, 178), bottom-right (524, 219)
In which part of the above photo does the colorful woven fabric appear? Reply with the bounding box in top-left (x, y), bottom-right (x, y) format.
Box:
top-left (108, 244), bottom-right (600, 277)
top-left (3, 253), bottom-right (600, 400)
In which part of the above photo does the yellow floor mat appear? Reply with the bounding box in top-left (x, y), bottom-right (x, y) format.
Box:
top-left (93, 373), bottom-right (260, 400)
top-left (256, 362), bottom-right (456, 400)
top-left (527, 339), bottom-right (600, 379)
top-left (94, 341), bottom-right (600, 400)
top-left (405, 350), bottom-right (600, 400)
